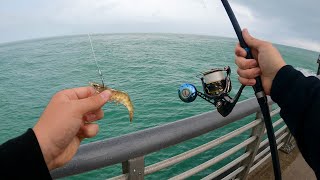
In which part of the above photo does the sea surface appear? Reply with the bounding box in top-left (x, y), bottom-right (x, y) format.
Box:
top-left (0, 34), bottom-right (318, 179)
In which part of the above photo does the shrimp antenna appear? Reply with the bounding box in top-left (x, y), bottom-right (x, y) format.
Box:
top-left (88, 34), bottom-right (105, 87)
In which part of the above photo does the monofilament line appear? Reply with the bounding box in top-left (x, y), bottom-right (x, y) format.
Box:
top-left (88, 34), bottom-right (105, 87)
top-left (200, 1), bottom-right (228, 63)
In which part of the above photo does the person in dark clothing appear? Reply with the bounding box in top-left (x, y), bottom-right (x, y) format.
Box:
top-left (235, 29), bottom-right (320, 178)
top-left (0, 87), bottom-right (111, 179)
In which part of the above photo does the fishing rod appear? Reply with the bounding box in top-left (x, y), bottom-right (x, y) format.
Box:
top-left (177, 0), bottom-right (281, 179)
top-left (317, 54), bottom-right (320, 75)
top-left (220, 1), bottom-right (281, 179)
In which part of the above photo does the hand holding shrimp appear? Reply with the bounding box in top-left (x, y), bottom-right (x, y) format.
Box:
top-left (33, 87), bottom-right (111, 170)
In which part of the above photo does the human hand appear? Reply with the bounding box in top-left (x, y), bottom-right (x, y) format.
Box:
top-left (33, 87), bottom-right (111, 170)
top-left (235, 29), bottom-right (286, 95)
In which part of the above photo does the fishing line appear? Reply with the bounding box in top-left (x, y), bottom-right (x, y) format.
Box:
top-left (200, 0), bottom-right (207, 9)
top-left (88, 34), bottom-right (105, 87)
top-left (200, 0), bottom-right (229, 65)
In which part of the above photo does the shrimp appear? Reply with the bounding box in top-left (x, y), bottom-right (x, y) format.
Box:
top-left (89, 82), bottom-right (134, 122)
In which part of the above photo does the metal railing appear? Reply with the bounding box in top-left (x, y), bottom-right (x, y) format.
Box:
top-left (51, 97), bottom-right (294, 179)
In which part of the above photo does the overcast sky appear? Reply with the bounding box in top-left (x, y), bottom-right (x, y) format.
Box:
top-left (1, 0), bottom-right (319, 51)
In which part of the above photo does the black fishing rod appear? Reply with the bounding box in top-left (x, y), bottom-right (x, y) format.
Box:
top-left (317, 54), bottom-right (320, 75)
top-left (177, 0), bottom-right (281, 179)
top-left (221, 0), bottom-right (281, 179)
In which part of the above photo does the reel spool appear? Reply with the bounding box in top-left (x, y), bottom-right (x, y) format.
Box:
top-left (200, 66), bottom-right (231, 99)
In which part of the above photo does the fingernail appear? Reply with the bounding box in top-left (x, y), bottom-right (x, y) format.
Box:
top-left (86, 114), bottom-right (96, 121)
top-left (252, 61), bottom-right (258, 67)
top-left (100, 90), bottom-right (111, 100)
top-left (243, 28), bottom-right (250, 35)
top-left (249, 79), bottom-right (255, 85)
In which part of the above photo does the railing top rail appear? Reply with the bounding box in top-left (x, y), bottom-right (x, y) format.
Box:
top-left (51, 97), bottom-right (273, 178)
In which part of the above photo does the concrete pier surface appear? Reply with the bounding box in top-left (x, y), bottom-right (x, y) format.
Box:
top-left (248, 146), bottom-right (316, 180)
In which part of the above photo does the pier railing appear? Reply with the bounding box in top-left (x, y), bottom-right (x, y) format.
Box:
top-left (51, 96), bottom-right (294, 179)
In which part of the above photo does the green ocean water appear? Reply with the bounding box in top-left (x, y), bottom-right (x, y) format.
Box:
top-left (0, 34), bottom-right (318, 179)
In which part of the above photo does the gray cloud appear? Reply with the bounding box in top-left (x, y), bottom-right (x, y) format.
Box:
top-left (0, 0), bottom-right (319, 51)
top-left (234, 0), bottom-right (320, 51)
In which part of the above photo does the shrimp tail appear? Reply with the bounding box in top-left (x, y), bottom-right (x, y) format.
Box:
top-left (110, 90), bottom-right (134, 122)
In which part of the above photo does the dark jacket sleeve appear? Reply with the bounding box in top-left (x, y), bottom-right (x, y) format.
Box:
top-left (0, 128), bottom-right (52, 179)
top-left (271, 65), bottom-right (320, 178)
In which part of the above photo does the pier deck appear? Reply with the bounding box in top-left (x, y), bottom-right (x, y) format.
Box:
top-left (248, 145), bottom-right (316, 180)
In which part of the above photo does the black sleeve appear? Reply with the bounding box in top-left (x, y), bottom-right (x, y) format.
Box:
top-left (271, 65), bottom-right (320, 178)
top-left (0, 128), bottom-right (52, 179)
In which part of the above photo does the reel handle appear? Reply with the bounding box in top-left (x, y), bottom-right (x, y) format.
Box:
top-left (178, 83), bottom-right (198, 103)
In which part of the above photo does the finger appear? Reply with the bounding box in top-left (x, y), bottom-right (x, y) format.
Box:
top-left (76, 90), bottom-right (111, 114)
top-left (242, 29), bottom-right (265, 49)
top-left (237, 67), bottom-right (261, 79)
top-left (235, 43), bottom-right (247, 57)
top-left (71, 86), bottom-right (96, 99)
top-left (80, 123), bottom-right (99, 138)
top-left (62, 87), bottom-right (96, 100)
top-left (235, 56), bottom-right (258, 70)
top-left (83, 109), bottom-right (104, 122)
top-left (238, 77), bottom-right (256, 86)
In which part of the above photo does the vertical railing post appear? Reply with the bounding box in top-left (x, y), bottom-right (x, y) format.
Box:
top-left (280, 128), bottom-right (295, 154)
top-left (122, 156), bottom-right (145, 180)
top-left (236, 111), bottom-right (266, 180)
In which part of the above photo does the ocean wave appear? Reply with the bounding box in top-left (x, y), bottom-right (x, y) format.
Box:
top-left (296, 67), bottom-right (316, 77)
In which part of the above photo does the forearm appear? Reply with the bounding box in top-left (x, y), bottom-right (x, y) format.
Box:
top-left (0, 128), bottom-right (52, 179)
top-left (271, 65), bottom-right (320, 176)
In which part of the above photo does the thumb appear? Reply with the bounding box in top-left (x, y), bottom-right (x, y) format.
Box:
top-left (242, 29), bottom-right (264, 49)
top-left (76, 90), bottom-right (111, 113)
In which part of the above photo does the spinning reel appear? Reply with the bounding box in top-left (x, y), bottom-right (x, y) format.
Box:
top-left (177, 0), bottom-right (281, 179)
top-left (178, 66), bottom-right (245, 117)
